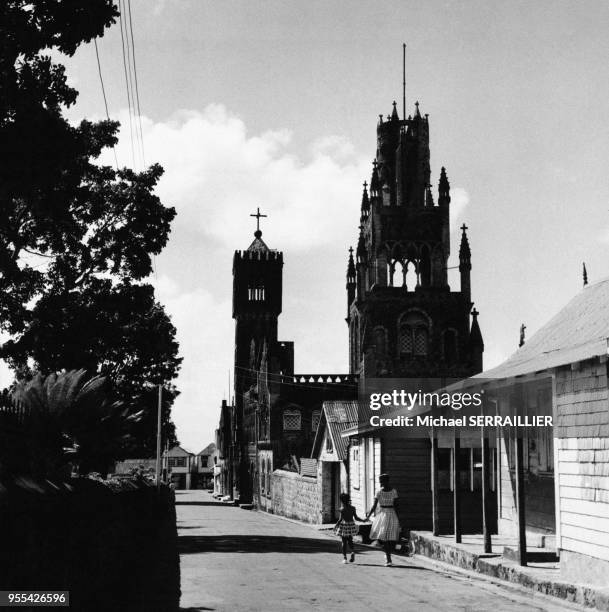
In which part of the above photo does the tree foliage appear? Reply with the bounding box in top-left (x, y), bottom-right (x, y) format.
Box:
top-left (0, 1), bottom-right (181, 457)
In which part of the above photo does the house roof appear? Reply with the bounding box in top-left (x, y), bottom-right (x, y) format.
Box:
top-left (165, 445), bottom-right (194, 457)
top-left (197, 442), bottom-right (216, 456)
top-left (477, 278), bottom-right (609, 381)
top-left (312, 401), bottom-right (359, 460)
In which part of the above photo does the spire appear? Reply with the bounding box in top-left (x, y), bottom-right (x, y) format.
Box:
top-left (519, 323), bottom-right (526, 347)
top-left (583, 262), bottom-right (588, 287)
top-left (347, 246), bottom-right (356, 279)
top-left (459, 224), bottom-right (471, 263)
top-left (414, 100), bottom-right (421, 118)
top-left (391, 101), bottom-right (399, 121)
top-left (370, 160), bottom-right (380, 195)
top-left (360, 181), bottom-right (370, 220)
top-left (470, 308), bottom-right (484, 373)
top-left (346, 247), bottom-right (357, 324)
top-left (439, 166), bottom-right (450, 207)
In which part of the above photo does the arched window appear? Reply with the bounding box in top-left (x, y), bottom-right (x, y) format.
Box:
top-left (399, 311), bottom-right (430, 358)
top-left (404, 260), bottom-right (417, 291)
top-left (389, 261), bottom-right (404, 287)
top-left (283, 409), bottom-right (301, 431)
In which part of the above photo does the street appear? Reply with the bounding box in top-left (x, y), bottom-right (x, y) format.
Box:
top-left (177, 491), bottom-right (578, 612)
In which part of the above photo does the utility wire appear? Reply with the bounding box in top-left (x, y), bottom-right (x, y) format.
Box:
top-left (123, 0), bottom-right (139, 163)
top-left (127, 0), bottom-right (146, 166)
top-left (93, 38), bottom-right (120, 170)
top-left (118, 0), bottom-right (136, 168)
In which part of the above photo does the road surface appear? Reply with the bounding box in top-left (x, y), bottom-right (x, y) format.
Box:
top-left (177, 490), bottom-right (577, 612)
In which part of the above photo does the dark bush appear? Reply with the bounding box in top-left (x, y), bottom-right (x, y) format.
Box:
top-left (0, 476), bottom-right (180, 612)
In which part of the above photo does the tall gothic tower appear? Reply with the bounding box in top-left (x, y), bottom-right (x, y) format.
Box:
top-left (346, 100), bottom-right (483, 378)
top-left (232, 224), bottom-right (283, 499)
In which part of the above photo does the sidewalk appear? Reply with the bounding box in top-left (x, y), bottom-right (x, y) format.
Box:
top-left (410, 531), bottom-right (609, 611)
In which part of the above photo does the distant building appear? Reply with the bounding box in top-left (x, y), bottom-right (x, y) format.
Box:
top-left (162, 445), bottom-right (195, 489)
top-left (194, 443), bottom-right (216, 489)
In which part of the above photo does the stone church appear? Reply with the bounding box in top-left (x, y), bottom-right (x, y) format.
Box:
top-left (217, 89), bottom-right (485, 526)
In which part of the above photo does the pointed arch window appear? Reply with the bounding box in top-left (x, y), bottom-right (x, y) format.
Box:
top-left (399, 312), bottom-right (430, 358)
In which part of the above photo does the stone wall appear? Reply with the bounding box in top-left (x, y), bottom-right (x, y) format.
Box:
top-left (271, 469), bottom-right (322, 523)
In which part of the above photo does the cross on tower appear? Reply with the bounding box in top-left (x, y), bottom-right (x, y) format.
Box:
top-left (461, 223), bottom-right (468, 233)
top-left (250, 207), bottom-right (267, 233)
top-left (471, 308), bottom-right (479, 317)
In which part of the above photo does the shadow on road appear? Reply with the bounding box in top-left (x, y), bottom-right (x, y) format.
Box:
top-left (175, 501), bottom-right (227, 507)
top-left (179, 534), bottom-right (348, 555)
top-left (180, 607), bottom-right (215, 611)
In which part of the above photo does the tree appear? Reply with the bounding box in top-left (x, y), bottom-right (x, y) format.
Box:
top-left (9, 369), bottom-right (143, 477)
top-left (0, 1), bottom-right (181, 455)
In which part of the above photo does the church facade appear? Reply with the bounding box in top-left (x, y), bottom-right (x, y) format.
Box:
top-left (216, 92), bottom-right (486, 527)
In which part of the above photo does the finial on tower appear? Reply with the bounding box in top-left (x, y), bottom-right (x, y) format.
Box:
top-left (391, 101), bottom-right (398, 120)
top-left (519, 324), bottom-right (526, 347)
top-left (583, 262), bottom-right (588, 287)
top-left (415, 100), bottom-right (421, 117)
top-left (250, 207), bottom-right (268, 238)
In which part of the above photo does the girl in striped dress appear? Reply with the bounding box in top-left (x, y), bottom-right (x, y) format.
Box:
top-left (366, 474), bottom-right (401, 566)
top-left (334, 493), bottom-right (367, 563)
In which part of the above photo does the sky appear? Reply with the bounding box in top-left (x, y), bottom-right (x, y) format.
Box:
top-left (3, 0), bottom-right (609, 453)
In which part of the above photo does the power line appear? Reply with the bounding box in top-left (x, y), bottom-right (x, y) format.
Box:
top-left (93, 38), bottom-right (119, 170)
top-left (118, 0), bottom-right (136, 168)
top-left (127, 0), bottom-right (146, 166)
top-left (123, 0), bottom-right (139, 162)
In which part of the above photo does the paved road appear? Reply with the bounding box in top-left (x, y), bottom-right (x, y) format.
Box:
top-left (177, 491), bottom-right (577, 612)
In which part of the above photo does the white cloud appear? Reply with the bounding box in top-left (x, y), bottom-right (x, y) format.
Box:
top-left (106, 105), bottom-right (368, 256)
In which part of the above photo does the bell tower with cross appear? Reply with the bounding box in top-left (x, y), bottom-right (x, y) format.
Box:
top-left (346, 95), bottom-right (484, 378)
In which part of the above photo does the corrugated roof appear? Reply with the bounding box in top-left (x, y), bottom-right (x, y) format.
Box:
top-left (477, 278), bottom-right (609, 380)
top-left (319, 401), bottom-right (359, 460)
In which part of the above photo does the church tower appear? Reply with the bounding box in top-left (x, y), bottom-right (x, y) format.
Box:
top-left (346, 100), bottom-right (484, 378)
top-left (232, 212), bottom-right (283, 500)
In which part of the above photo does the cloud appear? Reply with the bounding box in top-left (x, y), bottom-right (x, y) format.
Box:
top-left (107, 105), bottom-right (368, 256)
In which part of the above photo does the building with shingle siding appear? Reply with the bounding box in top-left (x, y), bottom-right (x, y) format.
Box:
top-left (465, 277), bottom-right (609, 585)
